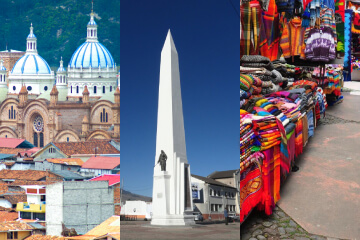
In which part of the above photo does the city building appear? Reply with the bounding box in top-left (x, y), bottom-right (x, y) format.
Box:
top-left (35, 158), bottom-right (83, 172)
top-left (120, 200), bottom-right (152, 220)
top-left (33, 140), bottom-right (120, 162)
top-left (207, 169), bottom-right (240, 215)
top-left (0, 221), bottom-right (34, 240)
top-left (191, 174), bottom-right (237, 220)
top-left (80, 156), bottom-right (120, 177)
top-left (46, 181), bottom-right (115, 236)
top-left (0, 11), bottom-right (120, 147)
top-left (89, 174), bottom-right (120, 215)
top-left (16, 185), bottom-right (46, 221)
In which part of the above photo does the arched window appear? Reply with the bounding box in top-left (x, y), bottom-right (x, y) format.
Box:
top-left (67, 137), bottom-right (69, 142)
top-left (94, 30), bottom-right (96, 36)
top-left (10, 106), bottom-right (13, 119)
top-left (103, 86), bottom-right (105, 94)
top-left (94, 86), bottom-right (97, 94)
top-left (44, 86), bottom-right (48, 91)
top-left (8, 109), bottom-right (10, 119)
top-left (0, 75), bottom-right (2, 82)
top-left (14, 110), bottom-right (16, 119)
top-left (39, 133), bottom-right (44, 147)
top-left (13, 86), bottom-right (16, 91)
top-left (106, 113), bottom-right (108, 122)
top-left (71, 86), bottom-right (73, 93)
top-left (100, 112), bottom-right (103, 122)
top-left (110, 86), bottom-right (112, 92)
top-left (34, 133), bottom-right (38, 147)
top-left (76, 86), bottom-right (79, 94)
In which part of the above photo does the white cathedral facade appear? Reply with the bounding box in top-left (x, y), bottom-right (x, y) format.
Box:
top-left (5, 10), bottom-right (119, 100)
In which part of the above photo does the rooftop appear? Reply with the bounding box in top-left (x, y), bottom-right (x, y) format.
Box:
top-left (0, 170), bottom-right (61, 182)
top-left (89, 174), bottom-right (120, 186)
top-left (0, 138), bottom-right (34, 149)
top-left (0, 221), bottom-right (33, 232)
top-left (52, 140), bottom-right (120, 156)
top-left (50, 170), bottom-right (87, 181)
top-left (191, 174), bottom-right (236, 189)
top-left (46, 158), bottom-right (84, 166)
top-left (207, 169), bottom-right (239, 179)
top-left (82, 156), bottom-right (119, 170)
top-left (25, 235), bottom-right (64, 240)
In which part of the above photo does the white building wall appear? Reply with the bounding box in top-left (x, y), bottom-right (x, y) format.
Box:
top-left (46, 182), bottom-right (64, 236)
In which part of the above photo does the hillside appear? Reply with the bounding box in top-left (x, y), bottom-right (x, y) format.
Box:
top-left (0, 0), bottom-right (120, 67)
top-left (122, 189), bottom-right (152, 203)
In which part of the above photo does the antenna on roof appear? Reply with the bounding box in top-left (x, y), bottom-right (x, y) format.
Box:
top-left (92, 0), bottom-right (94, 13)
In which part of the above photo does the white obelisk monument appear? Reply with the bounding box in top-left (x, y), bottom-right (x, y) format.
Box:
top-left (151, 30), bottom-right (195, 226)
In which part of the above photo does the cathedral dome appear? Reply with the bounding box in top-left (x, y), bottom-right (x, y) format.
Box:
top-left (68, 42), bottom-right (115, 68)
top-left (11, 54), bottom-right (51, 74)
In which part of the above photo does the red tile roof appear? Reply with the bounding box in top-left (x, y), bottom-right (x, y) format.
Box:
top-left (18, 147), bottom-right (41, 157)
top-left (53, 140), bottom-right (120, 156)
top-left (0, 138), bottom-right (25, 148)
top-left (25, 235), bottom-right (64, 240)
top-left (82, 157), bottom-right (119, 170)
top-left (0, 170), bottom-right (63, 182)
top-left (0, 221), bottom-right (33, 231)
top-left (4, 194), bottom-right (26, 205)
top-left (0, 148), bottom-right (30, 155)
top-left (89, 174), bottom-right (120, 186)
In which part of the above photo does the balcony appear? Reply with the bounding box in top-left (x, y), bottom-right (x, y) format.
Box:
top-left (16, 202), bottom-right (46, 213)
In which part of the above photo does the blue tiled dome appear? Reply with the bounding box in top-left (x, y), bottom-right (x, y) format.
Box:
top-left (69, 42), bottom-right (115, 68)
top-left (27, 33), bottom-right (36, 38)
top-left (57, 66), bottom-right (66, 72)
top-left (11, 54), bottom-right (51, 74)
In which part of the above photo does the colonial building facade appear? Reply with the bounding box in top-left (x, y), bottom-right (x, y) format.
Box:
top-left (0, 10), bottom-right (120, 147)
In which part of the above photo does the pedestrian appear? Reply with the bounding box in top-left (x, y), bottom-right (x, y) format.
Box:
top-left (224, 207), bottom-right (228, 225)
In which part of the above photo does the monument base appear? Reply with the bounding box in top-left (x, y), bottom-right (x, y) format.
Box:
top-left (151, 212), bottom-right (195, 226)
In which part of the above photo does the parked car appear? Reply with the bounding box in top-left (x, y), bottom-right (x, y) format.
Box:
top-left (193, 212), bottom-right (203, 222)
top-left (229, 214), bottom-right (239, 222)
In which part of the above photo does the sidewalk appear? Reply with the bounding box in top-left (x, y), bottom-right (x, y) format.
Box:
top-left (120, 221), bottom-right (240, 240)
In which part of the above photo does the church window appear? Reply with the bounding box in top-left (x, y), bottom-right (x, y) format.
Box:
top-left (103, 86), bottom-right (105, 94)
top-left (67, 137), bottom-right (69, 142)
top-left (94, 86), bottom-right (97, 94)
top-left (71, 86), bottom-right (73, 93)
top-left (9, 106), bottom-right (15, 120)
top-left (39, 133), bottom-right (44, 148)
top-left (44, 86), bottom-right (48, 91)
top-left (5, 135), bottom-right (7, 138)
top-left (12, 86), bottom-right (16, 91)
top-left (0, 75), bottom-right (2, 82)
top-left (100, 112), bottom-right (103, 122)
top-left (76, 86), bottom-right (79, 94)
top-left (27, 86), bottom-right (32, 91)
top-left (106, 113), bottom-right (108, 122)
top-left (110, 86), bottom-right (112, 92)
top-left (94, 30), bottom-right (96, 36)
top-left (34, 133), bottom-right (38, 147)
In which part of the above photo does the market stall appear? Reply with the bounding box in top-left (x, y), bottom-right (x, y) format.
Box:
top-left (240, 0), bottom-right (345, 224)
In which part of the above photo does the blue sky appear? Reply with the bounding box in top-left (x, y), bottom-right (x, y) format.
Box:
top-left (120, 0), bottom-right (239, 197)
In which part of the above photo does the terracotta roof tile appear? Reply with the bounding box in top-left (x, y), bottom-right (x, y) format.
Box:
top-left (46, 158), bottom-right (84, 166)
top-left (0, 148), bottom-right (29, 155)
top-left (0, 211), bottom-right (18, 222)
top-left (0, 221), bottom-right (33, 231)
top-left (3, 162), bottom-right (15, 167)
top-left (4, 194), bottom-right (27, 204)
top-left (25, 235), bottom-right (64, 240)
top-left (0, 170), bottom-right (63, 182)
top-left (8, 180), bottom-right (49, 186)
top-left (53, 140), bottom-right (120, 156)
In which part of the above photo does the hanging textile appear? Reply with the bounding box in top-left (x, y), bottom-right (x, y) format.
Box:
top-left (259, 0), bottom-right (280, 61)
top-left (343, 9), bottom-right (353, 81)
top-left (335, 0), bottom-right (345, 53)
top-left (241, 0), bottom-right (263, 57)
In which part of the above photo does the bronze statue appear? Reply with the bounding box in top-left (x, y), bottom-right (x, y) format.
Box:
top-left (157, 150), bottom-right (167, 171)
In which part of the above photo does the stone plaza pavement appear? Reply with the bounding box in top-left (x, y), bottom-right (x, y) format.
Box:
top-left (120, 221), bottom-right (240, 240)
